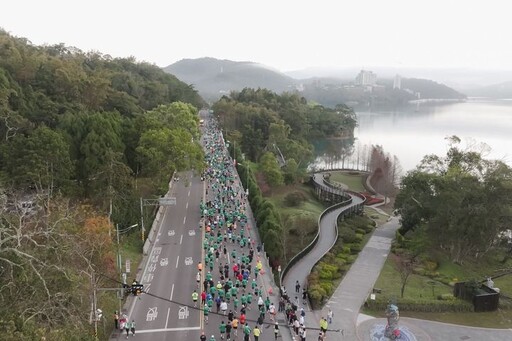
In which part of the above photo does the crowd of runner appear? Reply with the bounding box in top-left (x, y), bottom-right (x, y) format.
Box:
top-left (196, 116), bottom-right (279, 341)
top-left (196, 113), bottom-right (332, 341)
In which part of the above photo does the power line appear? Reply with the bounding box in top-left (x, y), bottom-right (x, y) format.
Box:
top-left (98, 272), bottom-right (342, 333)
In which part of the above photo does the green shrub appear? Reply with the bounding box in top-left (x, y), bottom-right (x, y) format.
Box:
top-left (424, 260), bottom-right (438, 272)
top-left (308, 289), bottom-right (323, 304)
top-left (413, 267), bottom-right (428, 276)
top-left (319, 269), bottom-right (332, 280)
top-left (284, 191), bottom-right (307, 207)
top-left (395, 230), bottom-right (405, 246)
top-left (354, 233), bottom-right (364, 243)
top-left (369, 296), bottom-right (473, 313)
top-left (334, 257), bottom-right (346, 268)
top-left (356, 228), bottom-right (366, 235)
top-left (350, 244), bottom-right (363, 254)
top-left (438, 294), bottom-right (456, 301)
top-left (320, 282), bottom-right (333, 294)
top-left (340, 227), bottom-right (357, 243)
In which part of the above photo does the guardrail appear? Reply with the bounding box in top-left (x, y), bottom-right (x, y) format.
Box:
top-left (279, 196), bottom-right (352, 288)
top-left (279, 171), bottom-right (366, 289)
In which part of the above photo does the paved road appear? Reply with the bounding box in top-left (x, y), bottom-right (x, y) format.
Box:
top-left (116, 110), bottom-right (293, 341)
top-left (114, 173), bottom-right (205, 340)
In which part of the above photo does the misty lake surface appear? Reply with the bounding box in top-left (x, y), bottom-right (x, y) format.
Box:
top-left (312, 99), bottom-right (512, 172)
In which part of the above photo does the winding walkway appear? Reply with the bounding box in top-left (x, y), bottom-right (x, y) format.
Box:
top-left (282, 171), bottom-right (512, 340)
top-left (281, 172), bottom-right (364, 313)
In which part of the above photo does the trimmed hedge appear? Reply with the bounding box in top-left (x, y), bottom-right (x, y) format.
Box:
top-left (367, 296), bottom-right (474, 313)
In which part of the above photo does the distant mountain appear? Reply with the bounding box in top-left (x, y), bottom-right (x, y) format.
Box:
top-left (401, 78), bottom-right (466, 100)
top-left (286, 66), bottom-right (512, 92)
top-left (465, 81), bottom-right (512, 99)
top-left (296, 77), bottom-right (465, 108)
top-left (164, 58), bottom-right (297, 102)
top-left (163, 58), bottom-right (466, 107)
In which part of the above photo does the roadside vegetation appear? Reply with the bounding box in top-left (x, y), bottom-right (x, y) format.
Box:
top-left (364, 137), bottom-right (512, 328)
top-left (0, 30), bottom-right (205, 340)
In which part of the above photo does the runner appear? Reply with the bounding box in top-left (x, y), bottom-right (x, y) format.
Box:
top-left (204, 305), bottom-right (210, 325)
top-left (231, 317), bottom-right (239, 337)
top-left (192, 290), bottom-right (199, 307)
top-left (219, 321), bottom-right (227, 340)
top-left (253, 325), bottom-right (261, 341)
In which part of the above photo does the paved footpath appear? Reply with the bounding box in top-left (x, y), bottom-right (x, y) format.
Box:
top-left (313, 213), bottom-right (512, 340)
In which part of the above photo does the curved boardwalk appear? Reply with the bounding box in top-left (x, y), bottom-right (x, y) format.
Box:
top-left (282, 173), bottom-right (364, 302)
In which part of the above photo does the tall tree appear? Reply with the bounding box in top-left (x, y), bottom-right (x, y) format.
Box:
top-left (395, 138), bottom-right (512, 263)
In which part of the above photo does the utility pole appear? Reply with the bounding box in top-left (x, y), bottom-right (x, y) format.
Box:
top-left (140, 197), bottom-right (145, 242)
top-left (92, 271), bottom-right (98, 340)
top-left (116, 224), bottom-right (123, 316)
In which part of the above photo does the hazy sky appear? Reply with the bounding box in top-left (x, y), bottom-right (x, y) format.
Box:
top-left (1, 0), bottom-right (510, 71)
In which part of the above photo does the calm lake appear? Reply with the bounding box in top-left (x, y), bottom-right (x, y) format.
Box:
top-left (311, 99), bottom-right (512, 172)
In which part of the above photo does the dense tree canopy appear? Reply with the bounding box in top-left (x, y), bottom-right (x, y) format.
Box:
top-left (395, 137), bottom-right (512, 263)
top-left (0, 29), bottom-right (205, 339)
top-left (212, 87), bottom-right (357, 170)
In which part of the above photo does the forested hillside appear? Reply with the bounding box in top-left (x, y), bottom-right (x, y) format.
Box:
top-left (164, 57), bottom-right (297, 102)
top-left (0, 30), bottom-right (204, 340)
top-left (213, 88), bottom-right (357, 264)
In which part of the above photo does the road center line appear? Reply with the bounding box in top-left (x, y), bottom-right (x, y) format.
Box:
top-left (170, 283), bottom-right (174, 300)
top-left (137, 326), bottom-right (201, 334)
top-left (186, 201), bottom-right (189, 209)
top-left (165, 307), bottom-right (170, 329)
top-left (183, 216), bottom-right (186, 225)
top-left (176, 255), bottom-right (179, 269)
top-left (180, 234), bottom-right (183, 245)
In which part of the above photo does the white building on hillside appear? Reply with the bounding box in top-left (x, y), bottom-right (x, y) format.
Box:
top-left (355, 70), bottom-right (377, 86)
top-left (393, 74), bottom-right (402, 89)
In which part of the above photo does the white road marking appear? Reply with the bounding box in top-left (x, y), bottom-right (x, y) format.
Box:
top-left (165, 307), bottom-right (170, 329)
top-left (170, 283), bottom-right (174, 301)
top-left (183, 216), bottom-right (186, 225)
top-left (188, 190), bottom-right (191, 197)
top-left (176, 256), bottom-right (179, 268)
top-left (186, 201), bottom-right (189, 209)
top-left (146, 307), bottom-right (158, 321)
top-left (178, 306), bottom-right (189, 319)
top-left (180, 234), bottom-right (183, 245)
top-left (136, 326), bottom-right (201, 334)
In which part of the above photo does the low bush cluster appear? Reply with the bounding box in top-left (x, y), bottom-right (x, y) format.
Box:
top-left (367, 296), bottom-right (473, 313)
top-left (308, 213), bottom-right (374, 308)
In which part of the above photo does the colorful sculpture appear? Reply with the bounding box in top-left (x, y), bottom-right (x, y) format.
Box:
top-left (385, 302), bottom-right (401, 339)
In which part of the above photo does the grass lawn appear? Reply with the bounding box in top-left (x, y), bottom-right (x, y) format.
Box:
top-left (368, 251), bottom-right (512, 328)
top-left (328, 171), bottom-right (366, 192)
top-left (267, 183), bottom-right (326, 264)
top-left (364, 207), bottom-right (389, 226)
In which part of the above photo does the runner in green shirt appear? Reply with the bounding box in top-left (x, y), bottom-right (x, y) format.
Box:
top-left (203, 305), bottom-right (210, 325)
top-left (219, 321), bottom-right (227, 339)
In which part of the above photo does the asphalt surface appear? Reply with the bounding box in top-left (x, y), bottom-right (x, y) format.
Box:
top-left (113, 173), bottom-right (204, 341)
top-left (112, 110), bottom-right (294, 341)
